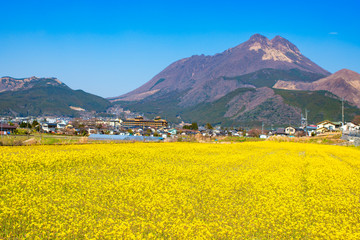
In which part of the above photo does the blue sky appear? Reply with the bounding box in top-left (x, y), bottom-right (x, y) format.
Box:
top-left (1, 0), bottom-right (359, 97)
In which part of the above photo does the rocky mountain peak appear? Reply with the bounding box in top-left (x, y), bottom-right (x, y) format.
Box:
top-left (248, 34), bottom-right (270, 44)
top-left (0, 76), bottom-right (64, 92)
top-left (332, 69), bottom-right (360, 79)
top-left (247, 34), bottom-right (301, 63)
top-left (271, 35), bottom-right (300, 54)
top-left (114, 34), bottom-right (330, 104)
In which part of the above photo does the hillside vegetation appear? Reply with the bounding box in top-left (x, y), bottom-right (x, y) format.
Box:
top-left (118, 87), bottom-right (360, 126)
top-left (223, 68), bottom-right (326, 88)
top-left (0, 85), bottom-right (111, 116)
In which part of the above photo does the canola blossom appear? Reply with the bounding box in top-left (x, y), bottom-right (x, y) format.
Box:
top-left (1, 142), bottom-right (360, 239)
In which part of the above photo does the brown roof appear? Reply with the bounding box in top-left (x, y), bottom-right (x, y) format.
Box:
top-left (0, 124), bottom-right (17, 129)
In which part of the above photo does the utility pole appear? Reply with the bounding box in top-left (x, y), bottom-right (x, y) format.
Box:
top-left (261, 122), bottom-right (264, 135)
top-left (302, 108), bottom-right (309, 136)
top-left (342, 98), bottom-right (345, 126)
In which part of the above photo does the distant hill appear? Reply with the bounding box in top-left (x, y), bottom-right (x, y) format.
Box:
top-left (274, 69), bottom-right (360, 108)
top-left (0, 76), bottom-right (66, 92)
top-left (109, 34), bottom-right (353, 126)
top-left (119, 87), bottom-right (360, 126)
top-left (0, 76), bottom-right (111, 116)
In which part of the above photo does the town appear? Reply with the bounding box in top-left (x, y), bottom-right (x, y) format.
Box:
top-left (1, 113), bottom-right (360, 145)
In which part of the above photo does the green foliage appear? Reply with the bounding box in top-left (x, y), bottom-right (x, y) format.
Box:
top-left (31, 120), bottom-right (40, 129)
top-left (274, 89), bottom-right (360, 124)
top-left (205, 123), bottom-right (213, 129)
top-left (223, 68), bottom-right (326, 88)
top-left (181, 88), bottom-right (256, 126)
top-left (20, 122), bottom-right (31, 128)
top-left (183, 122), bottom-right (198, 130)
top-left (14, 128), bottom-right (30, 135)
top-left (0, 85), bottom-right (111, 116)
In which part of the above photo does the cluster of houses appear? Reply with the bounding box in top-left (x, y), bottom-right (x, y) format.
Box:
top-left (0, 116), bottom-right (170, 136)
top-left (270, 120), bottom-right (359, 137)
top-left (1, 115), bottom-right (360, 139)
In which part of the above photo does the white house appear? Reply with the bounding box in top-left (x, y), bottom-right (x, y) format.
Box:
top-left (285, 126), bottom-right (296, 135)
top-left (317, 120), bottom-right (342, 131)
top-left (42, 123), bottom-right (57, 133)
top-left (341, 122), bottom-right (360, 132)
top-left (57, 123), bottom-right (66, 129)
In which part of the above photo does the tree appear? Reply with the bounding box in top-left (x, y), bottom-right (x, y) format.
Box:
top-left (31, 120), bottom-right (39, 129)
top-left (247, 128), bottom-right (261, 138)
top-left (352, 115), bottom-right (360, 125)
top-left (143, 129), bottom-right (152, 136)
top-left (20, 121), bottom-right (31, 128)
top-left (191, 122), bottom-right (198, 130)
top-left (205, 123), bottom-right (213, 130)
top-left (183, 122), bottom-right (198, 130)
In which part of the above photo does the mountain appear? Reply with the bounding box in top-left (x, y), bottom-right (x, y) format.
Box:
top-left (110, 34), bottom-right (353, 126)
top-left (273, 69), bottom-right (360, 108)
top-left (0, 76), bottom-right (67, 92)
top-left (111, 34), bottom-right (330, 107)
top-left (0, 76), bottom-right (111, 116)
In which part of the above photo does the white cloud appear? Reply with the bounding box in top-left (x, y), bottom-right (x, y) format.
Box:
top-left (329, 32), bottom-right (338, 35)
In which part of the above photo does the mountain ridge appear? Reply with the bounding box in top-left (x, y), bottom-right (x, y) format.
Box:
top-left (0, 76), bottom-right (67, 92)
top-left (111, 34), bottom-right (330, 107)
top-left (0, 76), bottom-right (111, 116)
top-left (273, 69), bottom-right (360, 108)
top-left (108, 34), bottom-right (347, 126)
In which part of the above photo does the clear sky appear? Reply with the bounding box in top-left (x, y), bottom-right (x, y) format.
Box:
top-left (1, 0), bottom-right (359, 98)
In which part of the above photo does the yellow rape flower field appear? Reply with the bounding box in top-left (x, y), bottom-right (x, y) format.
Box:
top-left (1, 142), bottom-right (360, 239)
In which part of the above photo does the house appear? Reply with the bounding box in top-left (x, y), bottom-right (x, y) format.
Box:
top-left (108, 119), bottom-right (121, 128)
top-left (317, 120), bottom-right (342, 131)
top-left (341, 122), bottom-right (360, 132)
top-left (275, 128), bottom-right (286, 136)
top-left (42, 123), bottom-right (57, 133)
top-left (57, 123), bottom-right (66, 129)
top-left (316, 127), bottom-right (329, 134)
top-left (167, 129), bottom-right (177, 135)
top-left (0, 123), bottom-right (17, 135)
top-left (179, 129), bottom-right (199, 135)
top-left (285, 126), bottom-right (296, 135)
top-left (88, 128), bottom-right (97, 134)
